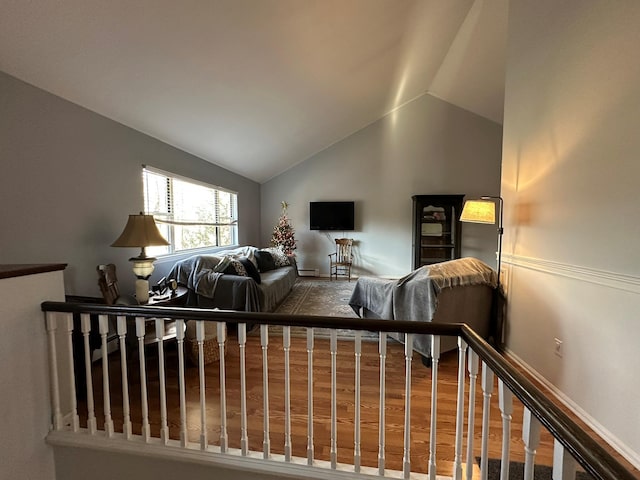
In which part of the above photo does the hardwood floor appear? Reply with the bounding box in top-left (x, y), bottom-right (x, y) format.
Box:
top-left (79, 329), bottom-right (636, 478)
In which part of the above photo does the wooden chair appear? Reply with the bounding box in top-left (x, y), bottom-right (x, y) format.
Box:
top-left (98, 264), bottom-right (127, 305)
top-left (329, 238), bottom-right (354, 281)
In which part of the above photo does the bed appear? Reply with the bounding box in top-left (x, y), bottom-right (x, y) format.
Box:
top-left (348, 257), bottom-right (500, 361)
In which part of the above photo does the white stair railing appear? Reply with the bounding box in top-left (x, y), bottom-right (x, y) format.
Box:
top-left (306, 327), bottom-right (314, 465)
top-left (480, 361), bottom-right (494, 480)
top-left (40, 304), bottom-right (635, 480)
top-left (117, 316), bottom-right (132, 439)
top-left (377, 332), bottom-right (387, 476)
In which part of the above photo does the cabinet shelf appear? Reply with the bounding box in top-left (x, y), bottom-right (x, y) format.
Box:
top-left (412, 194), bottom-right (464, 269)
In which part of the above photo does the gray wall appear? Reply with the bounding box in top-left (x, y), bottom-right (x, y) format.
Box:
top-left (0, 72), bottom-right (261, 297)
top-left (502, 0), bottom-right (640, 466)
top-left (261, 93), bottom-right (503, 278)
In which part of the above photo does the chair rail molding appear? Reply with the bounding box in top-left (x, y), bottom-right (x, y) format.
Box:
top-left (502, 253), bottom-right (640, 295)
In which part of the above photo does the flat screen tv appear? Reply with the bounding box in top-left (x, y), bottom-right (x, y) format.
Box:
top-left (310, 201), bottom-right (355, 231)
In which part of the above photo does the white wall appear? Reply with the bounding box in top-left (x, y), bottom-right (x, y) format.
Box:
top-left (0, 269), bottom-right (65, 480)
top-left (502, 0), bottom-right (640, 467)
top-left (261, 93), bottom-right (503, 278)
top-left (0, 72), bottom-right (261, 297)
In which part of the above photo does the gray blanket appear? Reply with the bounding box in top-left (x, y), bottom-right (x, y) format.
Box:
top-left (349, 257), bottom-right (497, 356)
top-left (168, 255), bottom-right (223, 299)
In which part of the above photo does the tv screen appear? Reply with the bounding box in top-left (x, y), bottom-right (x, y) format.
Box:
top-left (310, 201), bottom-right (355, 231)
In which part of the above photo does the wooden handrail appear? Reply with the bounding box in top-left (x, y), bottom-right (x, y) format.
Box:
top-left (41, 301), bottom-right (637, 480)
top-left (461, 326), bottom-right (636, 480)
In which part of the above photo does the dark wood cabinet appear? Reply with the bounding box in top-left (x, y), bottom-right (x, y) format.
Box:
top-left (412, 194), bottom-right (464, 269)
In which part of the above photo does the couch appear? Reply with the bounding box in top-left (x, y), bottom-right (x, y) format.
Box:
top-left (349, 257), bottom-right (499, 362)
top-left (167, 245), bottom-right (298, 313)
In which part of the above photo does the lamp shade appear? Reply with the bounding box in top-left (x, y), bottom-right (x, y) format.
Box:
top-left (460, 200), bottom-right (496, 224)
top-left (111, 214), bottom-right (170, 250)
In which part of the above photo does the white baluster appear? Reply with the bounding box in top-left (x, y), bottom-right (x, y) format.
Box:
top-left (62, 313), bottom-right (79, 432)
top-left (453, 338), bottom-right (467, 480)
top-left (136, 317), bottom-right (150, 443)
top-left (378, 332), bottom-right (387, 476)
top-left (156, 318), bottom-right (169, 444)
top-left (283, 325), bottom-right (292, 461)
top-left (480, 362), bottom-right (495, 480)
top-left (99, 315), bottom-right (114, 437)
top-left (498, 379), bottom-right (513, 480)
top-left (466, 349), bottom-right (479, 480)
top-left (176, 319), bottom-right (188, 447)
top-left (306, 328), bottom-right (315, 465)
top-left (403, 333), bottom-right (414, 479)
top-left (80, 314), bottom-right (97, 434)
top-left (330, 329), bottom-right (338, 469)
top-left (552, 438), bottom-right (577, 480)
top-left (117, 316), bottom-right (132, 439)
top-left (238, 323), bottom-right (248, 455)
top-left (45, 312), bottom-right (63, 430)
top-left (196, 320), bottom-right (207, 450)
top-left (261, 324), bottom-right (271, 458)
top-left (523, 408), bottom-right (541, 480)
top-left (218, 322), bottom-right (228, 453)
top-left (354, 330), bottom-right (362, 473)
top-left (428, 336), bottom-right (441, 480)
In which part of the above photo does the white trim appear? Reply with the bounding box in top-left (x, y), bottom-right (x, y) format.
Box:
top-left (46, 430), bottom-right (452, 480)
top-left (502, 253), bottom-right (640, 295)
top-left (504, 349), bottom-right (640, 471)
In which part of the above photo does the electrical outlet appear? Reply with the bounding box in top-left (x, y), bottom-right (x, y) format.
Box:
top-left (554, 338), bottom-right (563, 357)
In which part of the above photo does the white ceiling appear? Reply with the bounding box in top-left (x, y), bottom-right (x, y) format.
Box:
top-left (0, 0), bottom-right (507, 183)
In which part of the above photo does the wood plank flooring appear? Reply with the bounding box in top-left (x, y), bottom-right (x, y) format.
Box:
top-left (79, 329), bottom-right (637, 478)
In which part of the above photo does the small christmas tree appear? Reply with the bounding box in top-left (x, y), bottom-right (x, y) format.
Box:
top-left (271, 201), bottom-right (296, 255)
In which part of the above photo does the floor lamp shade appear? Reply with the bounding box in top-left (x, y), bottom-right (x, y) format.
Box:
top-left (111, 213), bottom-right (169, 303)
top-left (459, 196), bottom-right (504, 285)
top-left (460, 200), bottom-right (496, 224)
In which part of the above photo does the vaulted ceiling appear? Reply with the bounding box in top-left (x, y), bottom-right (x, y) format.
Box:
top-left (0, 0), bottom-right (507, 183)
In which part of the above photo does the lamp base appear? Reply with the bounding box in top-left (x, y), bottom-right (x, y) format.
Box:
top-left (135, 278), bottom-right (150, 304)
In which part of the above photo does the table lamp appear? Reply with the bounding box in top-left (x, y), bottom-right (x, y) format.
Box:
top-left (111, 213), bottom-right (170, 303)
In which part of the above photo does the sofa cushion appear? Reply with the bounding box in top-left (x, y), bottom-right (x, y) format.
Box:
top-left (238, 256), bottom-right (261, 284)
top-left (224, 258), bottom-right (248, 277)
top-left (214, 256), bottom-right (233, 273)
top-left (263, 247), bottom-right (290, 267)
top-left (255, 250), bottom-right (276, 272)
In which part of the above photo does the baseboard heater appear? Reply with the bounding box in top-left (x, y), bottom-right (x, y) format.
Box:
top-left (298, 268), bottom-right (319, 277)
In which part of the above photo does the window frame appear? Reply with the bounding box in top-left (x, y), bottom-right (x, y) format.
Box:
top-left (142, 165), bottom-right (238, 256)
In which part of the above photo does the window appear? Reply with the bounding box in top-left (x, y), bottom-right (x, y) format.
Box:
top-left (142, 166), bottom-right (238, 256)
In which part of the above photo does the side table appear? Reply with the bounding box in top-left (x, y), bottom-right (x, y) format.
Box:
top-left (146, 286), bottom-right (188, 307)
top-left (142, 286), bottom-right (188, 344)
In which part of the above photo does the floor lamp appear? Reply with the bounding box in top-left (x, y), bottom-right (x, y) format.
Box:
top-left (459, 196), bottom-right (504, 287)
top-left (460, 196), bottom-right (505, 347)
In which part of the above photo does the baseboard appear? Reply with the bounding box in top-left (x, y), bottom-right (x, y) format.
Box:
top-left (298, 268), bottom-right (319, 277)
top-left (505, 348), bottom-right (640, 471)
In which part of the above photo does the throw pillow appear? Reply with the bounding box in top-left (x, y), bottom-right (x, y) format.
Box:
top-left (254, 250), bottom-right (276, 272)
top-left (223, 258), bottom-right (248, 277)
top-left (213, 255), bottom-right (233, 273)
top-left (264, 247), bottom-right (290, 267)
top-left (238, 256), bottom-right (261, 284)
